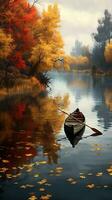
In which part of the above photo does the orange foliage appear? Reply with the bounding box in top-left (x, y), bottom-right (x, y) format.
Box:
top-left (0, 0), bottom-right (40, 69)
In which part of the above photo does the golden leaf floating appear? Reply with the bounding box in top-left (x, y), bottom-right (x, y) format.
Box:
top-left (6, 174), bottom-right (12, 179)
top-left (28, 195), bottom-right (38, 200)
top-left (12, 167), bottom-right (17, 170)
top-left (20, 185), bottom-right (27, 189)
top-left (71, 181), bottom-right (77, 185)
top-left (39, 188), bottom-right (45, 192)
top-left (25, 154), bottom-right (33, 157)
top-left (20, 184), bottom-right (34, 189)
top-left (80, 176), bottom-right (86, 179)
top-left (106, 166), bottom-right (112, 176)
top-left (37, 179), bottom-right (48, 185)
top-left (2, 160), bottom-right (10, 163)
top-left (86, 184), bottom-right (95, 189)
top-left (66, 178), bottom-right (74, 182)
top-left (40, 194), bottom-right (52, 200)
top-left (96, 172), bottom-right (103, 177)
top-left (55, 167), bottom-right (63, 171)
top-left (66, 178), bottom-right (77, 185)
top-left (38, 161), bottom-right (47, 165)
top-left (34, 174), bottom-right (40, 178)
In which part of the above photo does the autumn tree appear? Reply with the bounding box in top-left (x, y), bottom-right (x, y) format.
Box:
top-left (0, 0), bottom-right (39, 70)
top-left (30, 4), bottom-right (66, 74)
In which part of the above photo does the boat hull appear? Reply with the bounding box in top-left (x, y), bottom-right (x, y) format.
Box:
top-left (64, 111), bottom-right (85, 135)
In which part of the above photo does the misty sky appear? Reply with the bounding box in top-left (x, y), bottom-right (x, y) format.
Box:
top-left (30, 0), bottom-right (112, 53)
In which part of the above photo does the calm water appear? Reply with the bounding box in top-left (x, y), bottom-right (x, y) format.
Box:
top-left (0, 72), bottom-right (112, 200)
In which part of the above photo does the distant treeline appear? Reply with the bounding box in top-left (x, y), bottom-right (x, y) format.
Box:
top-left (70, 9), bottom-right (112, 74)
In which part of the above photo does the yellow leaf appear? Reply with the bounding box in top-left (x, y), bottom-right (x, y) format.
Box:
top-left (28, 195), bottom-right (38, 200)
top-left (96, 172), bottom-right (103, 177)
top-left (80, 176), bottom-right (86, 179)
top-left (86, 184), bottom-right (95, 189)
top-left (2, 160), bottom-right (10, 163)
top-left (37, 179), bottom-right (48, 185)
top-left (38, 161), bottom-right (47, 165)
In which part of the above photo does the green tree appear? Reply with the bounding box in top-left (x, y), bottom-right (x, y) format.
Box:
top-left (92, 9), bottom-right (112, 44)
top-left (92, 10), bottom-right (112, 71)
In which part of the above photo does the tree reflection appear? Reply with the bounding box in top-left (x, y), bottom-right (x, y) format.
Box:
top-left (0, 93), bottom-right (69, 179)
top-left (92, 76), bottom-right (112, 130)
top-left (104, 88), bottom-right (112, 111)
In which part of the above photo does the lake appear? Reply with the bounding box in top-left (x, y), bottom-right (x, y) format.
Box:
top-left (0, 71), bottom-right (112, 200)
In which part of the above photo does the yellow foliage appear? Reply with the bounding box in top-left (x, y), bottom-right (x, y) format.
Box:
top-left (0, 29), bottom-right (14, 59)
top-left (30, 3), bottom-right (66, 72)
top-left (104, 41), bottom-right (112, 63)
top-left (71, 55), bottom-right (89, 65)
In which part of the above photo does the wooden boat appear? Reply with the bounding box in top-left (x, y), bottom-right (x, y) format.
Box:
top-left (64, 109), bottom-right (85, 135)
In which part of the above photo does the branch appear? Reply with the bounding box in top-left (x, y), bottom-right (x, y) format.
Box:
top-left (31, 0), bottom-right (39, 7)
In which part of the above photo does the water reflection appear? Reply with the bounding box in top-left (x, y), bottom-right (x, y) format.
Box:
top-left (0, 92), bottom-right (69, 180)
top-left (50, 72), bottom-right (112, 131)
top-left (0, 72), bottom-right (112, 200)
top-left (64, 126), bottom-right (85, 148)
top-left (92, 76), bottom-right (112, 130)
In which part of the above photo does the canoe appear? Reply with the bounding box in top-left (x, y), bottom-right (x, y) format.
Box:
top-left (64, 110), bottom-right (85, 135)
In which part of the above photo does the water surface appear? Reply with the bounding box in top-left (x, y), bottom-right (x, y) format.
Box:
top-left (0, 72), bottom-right (112, 200)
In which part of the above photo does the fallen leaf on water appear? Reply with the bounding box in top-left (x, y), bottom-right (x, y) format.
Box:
top-left (71, 181), bottom-right (77, 185)
top-left (38, 161), bottom-right (47, 165)
top-left (34, 174), bottom-right (40, 178)
top-left (25, 154), bottom-right (33, 157)
top-left (39, 188), bottom-right (45, 192)
top-left (107, 166), bottom-right (112, 173)
top-left (28, 195), bottom-right (38, 200)
top-left (55, 167), bottom-right (63, 171)
top-left (80, 176), bottom-right (86, 179)
top-left (2, 160), bottom-right (10, 163)
top-left (26, 184), bottom-right (34, 188)
top-left (96, 172), bottom-right (103, 177)
top-left (40, 194), bottom-right (52, 200)
top-left (66, 178), bottom-right (74, 182)
top-left (86, 184), bottom-right (95, 189)
top-left (6, 174), bottom-right (12, 179)
top-left (20, 185), bottom-right (27, 189)
top-left (37, 179), bottom-right (48, 185)
top-left (12, 167), bottom-right (17, 170)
